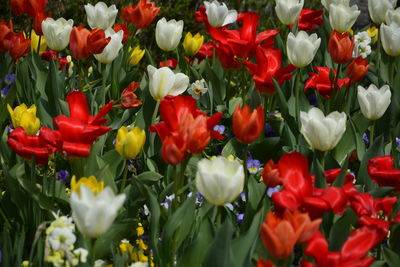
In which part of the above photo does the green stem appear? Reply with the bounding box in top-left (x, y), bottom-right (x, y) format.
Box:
top-left (295, 69), bottom-right (302, 128)
top-left (243, 144), bottom-right (249, 188)
top-left (370, 120), bottom-right (376, 146)
top-left (173, 157), bottom-right (190, 210)
top-left (317, 150), bottom-right (326, 170)
top-left (120, 160), bottom-right (129, 193)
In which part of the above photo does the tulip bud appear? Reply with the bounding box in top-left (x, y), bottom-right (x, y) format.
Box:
top-left (116, 126), bottom-right (146, 159)
top-left (70, 186), bottom-right (125, 238)
top-left (121, 0), bottom-right (160, 29)
top-left (357, 84), bottom-right (391, 120)
top-left (328, 30), bottom-right (354, 64)
top-left (275, 0), bottom-right (304, 25)
top-left (380, 20), bottom-right (400, 56)
top-left (70, 175), bottom-right (105, 195)
top-left (204, 1), bottom-right (238, 27)
top-left (368, 0), bottom-right (396, 24)
top-left (147, 65), bottom-right (189, 101)
top-left (195, 156), bottom-right (244, 206)
top-left (84, 2), bottom-right (118, 30)
top-left (7, 103), bottom-right (40, 135)
top-left (286, 31), bottom-right (320, 68)
top-left (128, 46), bottom-right (145, 65)
top-left (233, 104), bottom-right (264, 144)
top-left (116, 82), bottom-right (143, 109)
top-left (42, 18), bottom-right (73, 51)
top-left (183, 32), bottom-right (204, 56)
top-left (94, 29), bottom-right (123, 64)
top-left (329, 2), bottom-right (360, 33)
top-left (262, 159), bottom-right (281, 187)
top-left (155, 18), bottom-right (183, 51)
top-left (346, 56), bottom-right (369, 84)
top-left (30, 29), bottom-right (47, 55)
top-left (300, 107), bottom-right (347, 151)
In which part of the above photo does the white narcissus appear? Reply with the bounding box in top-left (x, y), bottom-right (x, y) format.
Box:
top-left (94, 29), bottom-right (123, 64)
top-left (380, 19), bottom-right (400, 56)
top-left (368, 0), bottom-right (396, 24)
top-left (70, 186), bottom-right (126, 238)
top-left (300, 107), bottom-right (347, 151)
top-left (147, 65), bottom-right (189, 101)
top-left (196, 156), bottom-right (244, 206)
top-left (48, 227), bottom-right (76, 250)
top-left (41, 18), bottom-right (74, 51)
top-left (84, 2), bottom-right (118, 30)
top-left (286, 31), bottom-right (321, 68)
top-left (204, 0), bottom-right (238, 28)
top-left (275, 0), bottom-right (304, 25)
top-left (329, 2), bottom-right (360, 33)
top-left (155, 18), bottom-right (184, 51)
top-left (357, 84), bottom-right (391, 120)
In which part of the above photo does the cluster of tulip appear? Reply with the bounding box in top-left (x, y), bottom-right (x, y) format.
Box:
top-left (2, 0), bottom-right (400, 266)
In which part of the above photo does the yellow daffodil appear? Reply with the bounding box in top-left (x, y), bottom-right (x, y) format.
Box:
top-left (70, 176), bottom-right (104, 195)
top-left (116, 126), bottom-right (146, 159)
top-left (367, 26), bottom-right (379, 44)
top-left (30, 29), bottom-right (47, 55)
top-left (129, 46), bottom-right (145, 66)
top-left (7, 103), bottom-right (40, 135)
top-left (183, 32), bottom-right (204, 56)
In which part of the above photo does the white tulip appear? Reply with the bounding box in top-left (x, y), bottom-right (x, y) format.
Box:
top-left (84, 2), bottom-right (118, 30)
top-left (368, 0), bottom-right (396, 24)
top-left (94, 29), bottom-right (123, 64)
top-left (275, 0), bottom-right (304, 25)
top-left (204, 1), bottom-right (238, 28)
top-left (41, 18), bottom-right (73, 51)
top-left (300, 107), bottom-right (347, 151)
top-left (196, 156), bottom-right (244, 206)
top-left (70, 186), bottom-right (126, 238)
top-left (155, 18), bottom-right (183, 51)
top-left (286, 31), bottom-right (321, 68)
top-left (357, 84), bottom-right (391, 120)
top-left (321, 0), bottom-right (350, 11)
top-left (386, 8), bottom-right (400, 25)
top-left (329, 2), bottom-right (360, 33)
top-left (380, 21), bottom-right (400, 56)
top-left (147, 65), bottom-right (189, 101)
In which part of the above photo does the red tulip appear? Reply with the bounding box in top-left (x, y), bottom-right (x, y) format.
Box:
top-left (297, 9), bottom-right (323, 31)
top-left (159, 58), bottom-right (178, 69)
top-left (9, 0), bottom-right (25, 16)
top-left (262, 159), bottom-right (281, 187)
top-left (323, 168), bottom-right (355, 185)
top-left (0, 20), bottom-right (14, 52)
top-left (33, 12), bottom-right (51, 36)
top-left (113, 23), bottom-right (130, 44)
top-left (195, 43), bottom-right (214, 62)
top-left (115, 82), bottom-right (142, 109)
top-left (304, 67), bottom-right (350, 98)
top-left (346, 56), bottom-right (369, 84)
top-left (328, 30), bottom-right (354, 64)
top-left (244, 46), bottom-right (295, 94)
top-left (24, 0), bottom-right (47, 18)
top-left (7, 127), bottom-right (62, 165)
top-left (233, 104), bottom-right (264, 144)
top-left (87, 28), bottom-right (111, 55)
top-left (53, 90), bottom-right (113, 157)
top-left (257, 259), bottom-right (275, 267)
top-left (161, 135), bottom-right (187, 165)
top-left (9, 32), bottom-right (31, 61)
top-left (368, 155), bottom-right (400, 190)
top-left (121, 0), bottom-right (160, 29)
top-left (69, 26), bottom-right (110, 59)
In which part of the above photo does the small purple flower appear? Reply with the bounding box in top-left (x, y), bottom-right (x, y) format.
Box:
top-left (4, 74), bottom-right (15, 86)
top-left (195, 193), bottom-right (203, 206)
top-left (362, 133), bottom-right (369, 145)
top-left (213, 125), bottom-right (225, 135)
top-left (225, 203), bottom-right (234, 211)
top-left (113, 138), bottom-right (116, 146)
top-left (7, 126), bottom-right (14, 133)
top-left (161, 194), bottom-right (175, 209)
top-left (246, 158), bottom-right (260, 174)
top-left (57, 170), bottom-right (70, 182)
top-left (267, 186), bottom-right (281, 197)
top-left (237, 213), bottom-right (244, 224)
top-left (240, 192), bottom-right (246, 202)
top-left (264, 123), bottom-right (277, 138)
top-left (396, 137), bottom-right (400, 147)
top-left (1, 87), bottom-right (10, 98)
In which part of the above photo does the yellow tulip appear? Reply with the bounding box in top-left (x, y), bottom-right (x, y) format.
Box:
top-left (116, 126), bottom-right (146, 159)
top-left (7, 103), bottom-right (40, 135)
top-left (129, 46), bottom-right (145, 66)
top-left (31, 30), bottom-right (47, 55)
top-left (367, 26), bottom-right (379, 44)
top-left (70, 175), bottom-right (104, 195)
top-left (183, 32), bottom-right (204, 56)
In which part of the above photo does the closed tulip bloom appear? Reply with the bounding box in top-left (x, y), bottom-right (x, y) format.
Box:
top-left (94, 29), bottom-right (123, 64)
top-left (329, 2), bottom-right (360, 33)
top-left (328, 30), bottom-right (354, 64)
top-left (204, 1), bottom-right (238, 27)
top-left (70, 185), bottom-right (125, 238)
top-left (121, 0), bottom-right (160, 29)
top-left (33, 12), bottom-right (51, 36)
top-left (30, 29), bottom-right (47, 55)
top-left (183, 32), bottom-right (204, 56)
top-left (113, 23), bottom-right (130, 44)
top-left (155, 18), bottom-right (183, 51)
top-left (380, 21), bottom-right (400, 56)
top-left (357, 84), bottom-right (391, 120)
top-left (24, 0), bottom-right (47, 18)
top-left (42, 18), bottom-right (73, 51)
top-left (71, 175), bottom-right (105, 195)
top-left (300, 107), bottom-right (347, 151)
top-left (147, 65), bottom-right (189, 101)
top-left (128, 46), bottom-right (145, 65)
top-left (8, 103), bottom-right (40, 135)
top-left (368, 0), bottom-right (396, 24)
top-left (84, 2), bottom-right (118, 30)
top-left (116, 126), bottom-right (146, 159)
top-left (286, 31), bottom-right (320, 68)
top-left (9, 0), bottom-right (25, 16)
top-left (275, 0), bottom-right (304, 25)
top-left (233, 104), bottom-right (264, 144)
top-left (321, 0), bottom-right (349, 11)
top-left (297, 9), bottom-right (324, 31)
top-left (8, 32), bottom-right (31, 61)
top-left (0, 20), bottom-right (14, 52)
top-left (196, 156), bottom-right (244, 206)
top-left (386, 8), bottom-right (400, 25)
top-left (347, 56), bottom-right (369, 84)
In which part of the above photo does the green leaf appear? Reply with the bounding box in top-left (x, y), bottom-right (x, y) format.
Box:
top-left (383, 247), bottom-right (400, 267)
top-left (137, 171), bottom-right (163, 183)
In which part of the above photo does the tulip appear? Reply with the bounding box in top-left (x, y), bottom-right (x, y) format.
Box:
top-left (233, 104), bottom-right (264, 144)
top-left (69, 26), bottom-right (110, 59)
top-left (155, 18), bottom-right (183, 51)
top-left (204, 0), bottom-right (238, 27)
top-left (368, 155), bottom-right (400, 191)
top-left (380, 20), bottom-right (400, 56)
top-left (113, 23), bottom-right (130, 44)
top-left (30, 30), bottom-right (47, 55)
top-left (368, 0), bottom-right (396, 24)
top-left (9, 0), bottom-right (25, 16)
top-left (71, 176), bottom-right (105, 195)
top-left (84, 2), bottom-right (118, 30)
top-left (347, 56), bottom-right (369, 84)
top-left (42, 18), bottom-right (73, 51)
top-left (159, 58), bottom-right (178, 69)
top-left (70, 185), bottom-right (126, 238)
top-left (33, 12), bottom-right (51, 36)
top-left (116, 126), bottom-right (146, 159)
top-left (8, 32), bottom-right (31, 61)
top-left (386, 8), bottom-right (400, 25)
top-left (367, 26), bottom-right (379, 44)
top-left (147, 65), bottom-right (189, 101)
top-left (162, 135), bottom-right (187, 165)
top-left (196, 43), bottom-right (214, 61)
top-left (300, 107), bottom-right (346, 151)
top-left (94, 29), bottom-right (123, 64)
top-left (183, 32), bottom-right (204, 56)
top-left (321, 0), bottom-right (349, 11)
top-left (128, 46), bottom-right (145, 66)
top-left (122, 0), bottom-right (160, 29)
top-left (7, 103), bottom-right (40, 135)
top-left (275, 0), bottom-right (304, 25)
top-left (115, 82), bottom-right (142, 109)
top-left (286, 31), bottom-right (320, 68)
top-left (357, 84), bottom-right (391, 120)
top-left (262, 159), bottom-right (281, 188)
top-left (328, 30), bottom-right (354, 64)
top-left (24, 0), bottom-right (47, 18)
top-left (0, 20), bottom-right (13, 52)
top-left (329, 2), bottom-right (360, 33)
top-left (297, 9), bottom-right (324, 31)
top-left (304, 66), bottom-right (349, 98)
top-left (195, 156), bottom-right (244, 206)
